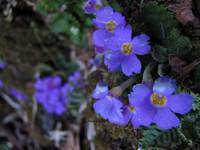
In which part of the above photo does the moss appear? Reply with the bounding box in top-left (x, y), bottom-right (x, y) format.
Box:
top-left (94, 121), bottom-right (141, 149)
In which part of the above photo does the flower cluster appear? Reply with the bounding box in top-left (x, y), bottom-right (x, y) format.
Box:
top-left (91, 5), bottom-right (151, 76)
top-left (10, 88), bottom-right (28, 101)
top-left (34, 71), bottom-right (84, 115)
top-left (93, 77), bottom-right (193, 129)
top-left (35, 75), bottom-right (72, 115)
top-left (84, 2), bottom-right (193, 130)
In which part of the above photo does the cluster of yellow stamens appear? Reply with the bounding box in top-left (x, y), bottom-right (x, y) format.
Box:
top-left (129, 106), bottom-right (136, 113)
top-left (151, 93), bottom-right (167, 107)
top-left (121, 43), bottom-right (133, 55)
top-left (95, 4), bottom-right (101, 9)
top-left (106, 21), bottom-right (116, 32)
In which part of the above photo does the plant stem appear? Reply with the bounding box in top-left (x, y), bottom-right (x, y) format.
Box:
top-left (110, 77), bottom-right (135, 97)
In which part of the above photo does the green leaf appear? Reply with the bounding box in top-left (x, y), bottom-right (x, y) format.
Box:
top-left (165, 29), bottom-right (191, 55)
top-left (36, 0), bottom-right (66, 13)
top-left (141, 1), bottom-right (178, 42)
top-left (36, 64), bottom-right (54, 77)
top-left (36, 0), bottom-right (91, 48)
top-left (152, 45), bottom-right (168, 63)
top-left (181, 119), bottom-right (198, 141)
top-left (51, 18), bottom-right (68, 33)
top-left (140, 126), bottom-right (179, 148)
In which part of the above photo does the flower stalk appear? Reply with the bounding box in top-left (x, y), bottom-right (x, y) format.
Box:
top-left (110, 77), bottom-right (135, 97)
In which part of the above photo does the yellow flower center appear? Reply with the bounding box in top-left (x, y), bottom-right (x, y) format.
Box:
top-left (129, 106), bottom-right (136, 113)
top-left (121, 43), bottom-right (133, 55)
top-left (106, 21), bottom-right (116, 32)
top-left (151, 93), bottom-right (167, 107)
top-left (95, 4), bottom-right (101, 9)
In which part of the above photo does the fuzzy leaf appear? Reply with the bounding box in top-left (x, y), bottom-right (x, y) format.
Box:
top-left (152, 45), bottom-right (168, 63)
top-left (165, 29), bottom-right (191, 55)
top-left (141, 2), bottom-right (178, 42)
top-left (140, 126), bottom-right (180, 149)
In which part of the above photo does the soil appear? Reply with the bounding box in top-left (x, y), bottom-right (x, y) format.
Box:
top-left (0, 5), bottom-right (70, 89)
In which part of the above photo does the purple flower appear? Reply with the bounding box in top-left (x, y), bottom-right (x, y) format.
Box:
top-left (0, 80), bottom-right (3, 89)
top-left (62, 83), bottom-right (74, 96)
top-left (104, 25), bottom-right (151, 76)
top-left (10, 88), bottom-right (28, 101)
top-left (83, 0), bottom-right (102, 14)
top-left (34, 76), bottom-right (73, 115)
top-left (94, 46), bottom-right (105, 54)
top-left (88, 56), bottom-right (101, 67)
top-left (0, 61), bottom-right (6, 70)
top-left (92, 81), bottom-right (109, 99)
top-left (92, 6), bottom-right (125, 53)
top-left (68, 71), bottom-right (81, 84)
top-left (43, 88), bottom-right (67, 115)
top-left (93, 6), bottom-right (126, 33)
top-left (93, 82), bottom-right (129, 125)
top-left (128, 76), bottom-right (193, 129)
top-left (35, 75), bottom-right (62, 91)
top-left (92, 29), bottom-right (111, 53)
top-left (68, 71), bottom-right (84, 88)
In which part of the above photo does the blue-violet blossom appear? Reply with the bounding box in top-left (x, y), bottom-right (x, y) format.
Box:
top-left (93, 82), bottom-right (129, 125)
top-left (93, 6), bottom-right (125, 32)
top-left (104, 25), bottom-right (151, 76)
top-left (0, 61), bottom-right (6, 70)
top-left (35, 76), bottom-right (73, 115)
top-left (10, 88), bottom-right (28, 101)
top-left (88, 56), bottom-right (101, 67)
top-left (68, 71), bottom-right (84, 88)
top-left (128, 76), bottom-right (193, 129)
top-left (92, 6), bottom-right (126, 53)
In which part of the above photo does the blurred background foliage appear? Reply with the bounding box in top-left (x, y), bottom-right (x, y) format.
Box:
top-left (36, 0), bottom-right (93, 47)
